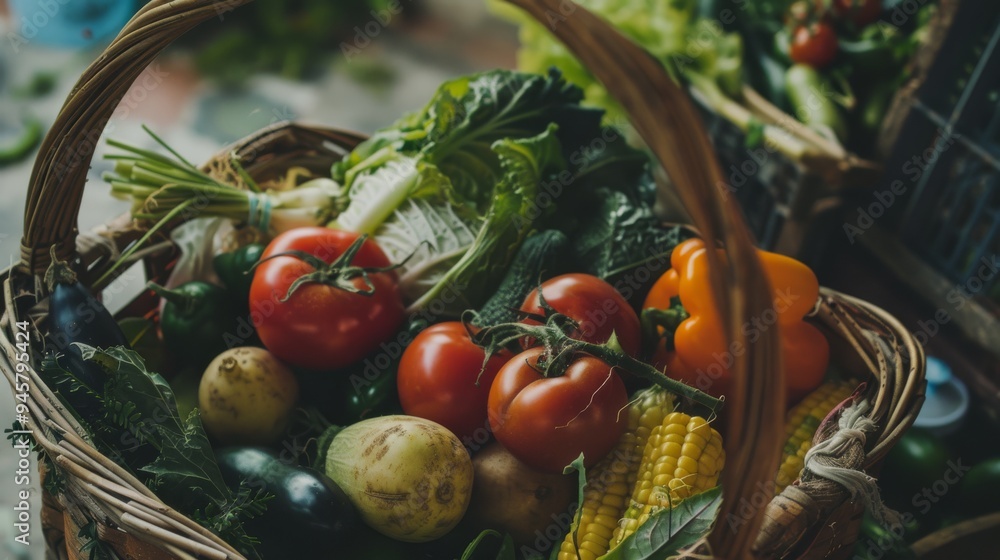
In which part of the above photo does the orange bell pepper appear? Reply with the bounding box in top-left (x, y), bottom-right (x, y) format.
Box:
top-left (643, 238), bottom-right (829, 406)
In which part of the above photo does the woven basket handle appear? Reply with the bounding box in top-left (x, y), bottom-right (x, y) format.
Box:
top-left (504, 1), bottom-right (784, 556)
top-left (19, 0), bottom-right (254, 273)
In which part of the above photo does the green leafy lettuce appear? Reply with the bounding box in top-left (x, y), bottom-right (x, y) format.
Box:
top-left (489, 0), bottom-right (742, 126)
top-left (331, 69), bottom-right (602, 315)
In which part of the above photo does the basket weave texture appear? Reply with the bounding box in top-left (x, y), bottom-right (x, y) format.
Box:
top-left (0, 1), bottom-right (925, 559)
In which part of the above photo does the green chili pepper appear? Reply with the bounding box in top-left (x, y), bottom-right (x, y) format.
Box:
top-left (0, 116), bottom-right (42, 166)
top-left (861, 83), bottom-right (894, 134)
top-left (839, 36), bottom-right (897, 78)
top-left (785, 64), bottom-right (848, 141)
top-left (213, 243), bottom-right (265, 310)
top-left (149, 281), bottom-right (236, 369)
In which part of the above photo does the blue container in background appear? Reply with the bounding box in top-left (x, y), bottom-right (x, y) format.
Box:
top-left (9, 0), bottom-right (136, 49)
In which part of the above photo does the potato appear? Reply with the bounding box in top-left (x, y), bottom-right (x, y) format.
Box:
top-left (325, 415), bottom-right (474, 543)
top-left (468, 442), bottom-right (577, 547)
top-left (198, 347), bottom-right (298, 445)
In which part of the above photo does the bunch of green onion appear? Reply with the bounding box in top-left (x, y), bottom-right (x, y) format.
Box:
top-left (105, 126), bottom-right (343, 234)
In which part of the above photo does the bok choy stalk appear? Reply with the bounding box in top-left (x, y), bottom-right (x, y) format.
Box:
top-left (330, 69), bottom-right (602, 315)
top-left (105, 126), bottom-right (342, 233)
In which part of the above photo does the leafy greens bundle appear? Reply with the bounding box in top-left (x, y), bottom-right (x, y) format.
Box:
top-left (331, 69), bottom-right (604, 314)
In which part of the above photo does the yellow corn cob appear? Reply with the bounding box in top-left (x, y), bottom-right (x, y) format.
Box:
top-left (774, 380), bottom-right (856, 494)
top-left (613, 412), bottom-right (725, 546)
top-left (557, 387), bottom-right (675, 560)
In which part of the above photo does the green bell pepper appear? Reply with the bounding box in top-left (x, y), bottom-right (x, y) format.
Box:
top-left (148, 281), bottom-right (236, 370)
top-left (213, 243), bottom-right (265, 311)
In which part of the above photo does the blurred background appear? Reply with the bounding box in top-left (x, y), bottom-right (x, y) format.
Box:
top-left (1, 1), bottom-right (998, 559)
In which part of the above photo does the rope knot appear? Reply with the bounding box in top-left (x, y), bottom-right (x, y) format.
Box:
top-left (803, 400), bottom-right (902, 528)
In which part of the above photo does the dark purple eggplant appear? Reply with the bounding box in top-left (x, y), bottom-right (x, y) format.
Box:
top-left (43, 252), bottom-right (129, 420)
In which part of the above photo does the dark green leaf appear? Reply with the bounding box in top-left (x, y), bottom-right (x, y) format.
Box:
top-left (569, 127), bottom-right (648, 198)
top-left (600, 487), bottom-right (722, 560)
top-left (497, 533), bottom-right (517, 560)
top-left (460, 529), bottom-right (517, 560)
top-left (78, 520), bottom-right (114, 560)
top-left (573, 188), bottom-right (690, 282)
top-left (402, 124), bottom-right (564, 315)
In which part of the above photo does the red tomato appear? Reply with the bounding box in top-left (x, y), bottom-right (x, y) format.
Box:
top-left (250, 227), bottom-right (404, 371)
top-left (790, 22), bottom-right (839, 69)
top-left (397, 322), bottom-right (508, 443)
top-left (487, 347), bottom-right (628, 473)
top-left (832, 0), bottom-right (881, 27)
top-left (520, 274), bottom-right (641, 356)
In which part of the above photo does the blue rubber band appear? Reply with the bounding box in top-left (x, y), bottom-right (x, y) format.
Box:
top-left (258, 196), bottom-right (273, 232)
top-left (246, 193), bottom-right (273, 232)
top-left (247, 194), bottom-right (260, 229)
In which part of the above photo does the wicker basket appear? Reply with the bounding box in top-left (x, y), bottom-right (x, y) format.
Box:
top-left (0, 0), bottom-right (925, 559)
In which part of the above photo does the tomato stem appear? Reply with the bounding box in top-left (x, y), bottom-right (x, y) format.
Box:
top-left (574, 339), bottom-right (720, 413)
top-left (467, 309), bottom-right (722, 414)
top-left (640, 296), bottom-right (688, 352)
top-left (251, 234), bottom-right (406, 301)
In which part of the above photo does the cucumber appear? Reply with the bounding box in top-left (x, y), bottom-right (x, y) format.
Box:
top-left (215, 447), bottom-right (358, 559)
top-left (475, 230), bottom-right (573, 326)
top-left (785, 64), bottom-right (848, 142)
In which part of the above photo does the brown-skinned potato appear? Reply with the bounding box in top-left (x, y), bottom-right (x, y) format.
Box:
top-left (468, 441), bottom-right (578, 547)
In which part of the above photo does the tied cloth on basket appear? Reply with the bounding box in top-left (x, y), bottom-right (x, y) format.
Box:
top-left (802, 400), bottom-right (903, 529)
